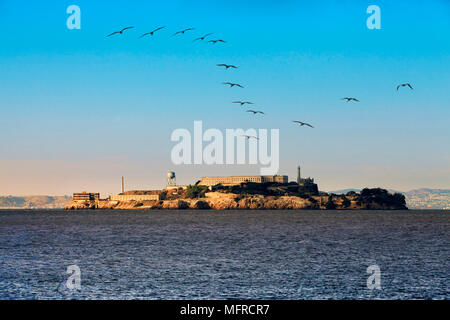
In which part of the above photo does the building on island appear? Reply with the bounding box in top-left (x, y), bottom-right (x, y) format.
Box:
top-left (196, 168), bottom-right (319, 195)
top-left (73, 192), bottom-right (100, 202)
top-left (165, 171), bottom-right (188, 190)
top-left (197, 175), bottom-right (288, 187)
top-left (110, 188), bottom-right (161, 201)
top-left (72, 168), bottom-right (315, 205)
top-left (110, 194), bottom-right (159, 201)
top-left (296, 166), bottom-right (319, 195)
top-left (167, 171), bottom-right (176, 186)
top-left (297, 165), bottom-right (315, 185)
top-left (66, 166), bottom-right (322, 211)
top-left (72, 192), bottom-right (100, 208)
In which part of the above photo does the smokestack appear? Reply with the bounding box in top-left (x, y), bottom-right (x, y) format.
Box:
top-left (121, 176), bottom-right (124, 194)
top-left (297, 166), bottom-right (301, 184)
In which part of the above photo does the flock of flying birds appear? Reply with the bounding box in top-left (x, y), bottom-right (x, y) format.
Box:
top-left (107, 26), bottom-right (226, 43)
top-left (106, 26), bottom-right (414, 137)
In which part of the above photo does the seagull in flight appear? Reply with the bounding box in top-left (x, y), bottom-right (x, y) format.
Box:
top-left (292, 120), bottom-right (314, 128)
top-left (106, 26), bottom-right (134, 37)
top-left (208, 39), bottom-right (226, 44)
top-left (241, 135), bottom-right (259, 140)
top-left (341, 97), bottom-right (360, 102)
top-left (223, 82), bottom-right (244, 88)
top-left (193, 33), bottom-right (213, 41)
top-left (217, 63), bottom-right (237, 70)
top-left (246, 110), bottom-right (265, 115)
top-left (217, 64), bottom-right (237, 69)
top-left (172, 28), bottom-right (195, 36)
top-left (233, 101), bottom-right (253, 106)
top-left (139, 26), bottom-right (165, 38)
top-left (397, 83), bottom-right (413, 91)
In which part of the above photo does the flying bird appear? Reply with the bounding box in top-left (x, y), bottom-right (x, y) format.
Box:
top-left (341, 97), bottom-right (360, 102)
top-left (242, 135), bottom-right (259, 140)
top-left (208, 39), bottom-right (226, 44)
top-left (193, 33), bottom-right (213, 41)
top-left (233, 101), bottom-right (253, 106)
top-left (222, 82), bottom-right (244, 88)
top-left (292, 120), bottom-right (314, 128)
top-left (397, 83), bottom-right (413, 91)
top-left (246, 110), bottom-right (265, 115)
top-left (106, 26), bottom-right (134, 37)
top-left (139, 26), bottom-right (165, 38)
top-left (172, 28), bottom-right (195, 36)
top-left (217, 64), bottom-right (237, 69)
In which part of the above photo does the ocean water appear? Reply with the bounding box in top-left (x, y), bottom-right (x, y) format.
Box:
top-left (0, 209), bottom-right (448, 300)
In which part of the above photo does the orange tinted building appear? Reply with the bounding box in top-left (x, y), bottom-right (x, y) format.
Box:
top-left (73, 192), bottom-right (100, 201)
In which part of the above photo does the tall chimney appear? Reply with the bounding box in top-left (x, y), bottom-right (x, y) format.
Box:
top-left (297, 166), bottom-right (301, 184)
top-left (121, 176), bottom-right (124, 194)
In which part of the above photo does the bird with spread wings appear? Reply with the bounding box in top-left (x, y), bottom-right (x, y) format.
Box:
top-left (172, 28), bottom-right (195, 36)
top-left (217, 64), bottom-right (237, 69)
top-left (292, 120), bottom-right (314, 128)
top-left (107, 26), bottom-right (134, 37)
top-left (397, 83), bottom-right (413, 91)
top-left (223, 82), bottom-right (244, 88)
top-left (233, 101), bottom-right (253, 106)
top-left (139, 26), bottom-right (165, 38)
top-left (193, 33), bottom-right (214, 41)
top-left (247, 110), bottom-right (265, 115)
top-left (208, 39), bottom-right (226, 44)
top-left (341, 97), bottom-right (360, 102)
top-left (241, 135), bottom-right (259, 140)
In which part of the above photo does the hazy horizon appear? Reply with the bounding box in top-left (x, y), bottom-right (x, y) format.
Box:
top-left (1, 0), bottom-right (449, 195)
top-left (2, 185), bottom-right (449, 198)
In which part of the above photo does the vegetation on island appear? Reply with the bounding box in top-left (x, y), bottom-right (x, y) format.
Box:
top-left (358, 188), bottom-right (406, 209)
top-left (65, 183), bottom-right (408, 210)
top-left (169, 184), bottom-right (407, 210)
top-left (185, 185), bottom-right (209, 199)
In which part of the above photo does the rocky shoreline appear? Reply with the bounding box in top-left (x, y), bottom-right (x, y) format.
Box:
top-left (65, 190), bottom-right (408, 210)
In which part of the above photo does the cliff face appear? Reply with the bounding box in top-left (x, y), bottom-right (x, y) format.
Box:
top-left (65, 191), bottom-right (407, 210)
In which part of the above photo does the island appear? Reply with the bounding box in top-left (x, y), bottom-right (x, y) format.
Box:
top-left (65, 171), bottom-right (407, 210)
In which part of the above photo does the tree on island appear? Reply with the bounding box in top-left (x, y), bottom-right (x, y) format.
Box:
top-left (325, 196), bottom-right (336, 209)
top-left (185, 185), bottom-right (208, 199)
top-left (342, 196), bottom-right (351, 208)
top-left (159, 190), bottom-right (167, 200)
top-left (360, 188), bottom-right (407, 209)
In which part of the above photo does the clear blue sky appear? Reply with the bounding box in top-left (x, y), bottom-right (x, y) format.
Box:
top-left (0, 0), bottom-right (449, 195)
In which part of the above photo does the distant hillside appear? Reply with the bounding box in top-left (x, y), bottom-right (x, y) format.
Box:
top-left (0, 196), bottom-right (72, 209)
top-left (329, 188), bottom-right (450, 210)
top-left (402, 189), bottom-right (450, 209)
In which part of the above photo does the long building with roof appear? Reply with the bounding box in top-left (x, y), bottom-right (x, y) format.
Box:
top-left (197, 175), bottom-right (288, 187)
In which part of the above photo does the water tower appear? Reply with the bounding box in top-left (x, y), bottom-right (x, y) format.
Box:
top-left (167, 171), bottom-right (176, 186)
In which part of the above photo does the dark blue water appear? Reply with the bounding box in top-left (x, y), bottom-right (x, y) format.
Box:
top-left (0, 210), bottom-right (448, 299)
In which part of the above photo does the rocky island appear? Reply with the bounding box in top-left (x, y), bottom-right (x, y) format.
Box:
top-left (65, 181), bottom-right (407, 210)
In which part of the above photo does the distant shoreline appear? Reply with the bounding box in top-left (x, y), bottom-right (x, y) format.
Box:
top-left (2, 188), bottom-right (449, 209)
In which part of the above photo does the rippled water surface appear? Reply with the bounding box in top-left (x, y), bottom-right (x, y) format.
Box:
top-left (0, 209), bottom-right (448, 299)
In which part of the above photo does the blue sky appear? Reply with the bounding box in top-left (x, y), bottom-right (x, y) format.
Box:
top-left (0, 0), bottom-right (449, 195)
